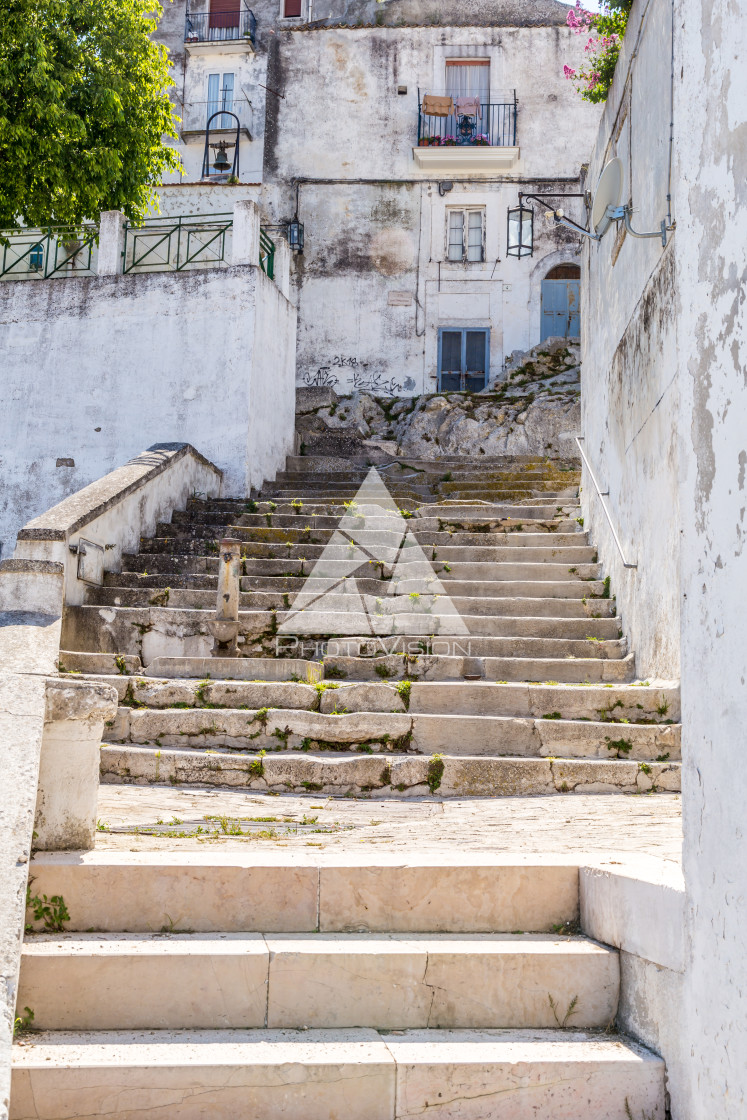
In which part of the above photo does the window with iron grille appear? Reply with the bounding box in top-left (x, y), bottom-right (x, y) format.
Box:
top-left (446, 208), bottom-right (485, 263)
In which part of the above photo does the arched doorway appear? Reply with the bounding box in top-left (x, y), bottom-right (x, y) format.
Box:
top-left (540, 264), bottom-right (580, 341)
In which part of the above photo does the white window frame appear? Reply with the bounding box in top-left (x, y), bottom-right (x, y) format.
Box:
top-left (446, 207), bottom-right (486, 264)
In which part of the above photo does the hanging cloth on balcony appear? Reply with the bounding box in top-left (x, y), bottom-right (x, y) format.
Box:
top-left (455, 95), bottom-right (481, 120)
top-left (422, 94), bottom-right (454, 117)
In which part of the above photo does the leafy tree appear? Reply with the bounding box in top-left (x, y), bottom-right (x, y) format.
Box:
top-left (0, 0), bottom-right (180, 230)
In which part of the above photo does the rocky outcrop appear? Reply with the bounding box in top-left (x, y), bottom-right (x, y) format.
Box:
top-left (296, 337), bottom-right (580, 461)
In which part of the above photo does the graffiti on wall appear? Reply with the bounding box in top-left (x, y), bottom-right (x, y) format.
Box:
top-left (300, 357), bottom-right (413, 396)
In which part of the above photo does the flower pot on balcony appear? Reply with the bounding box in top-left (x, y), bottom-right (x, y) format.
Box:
top-left (419, 138), bottom-right (431, 146)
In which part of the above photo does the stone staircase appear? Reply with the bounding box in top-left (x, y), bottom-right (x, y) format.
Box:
top-left (15, 854), bottom-right (665, 1118)
top-left (11, 454), bottom-right (675, 1116)
top-left (58, 456), bottom-right (681, 799)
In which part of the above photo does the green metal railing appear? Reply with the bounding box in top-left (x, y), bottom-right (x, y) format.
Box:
top-left (0, 225), bottom-right (98, 281)
top-left (259, 228), bottom-right (275, 279)
top-left (122, 213), bottom-right (233, 274)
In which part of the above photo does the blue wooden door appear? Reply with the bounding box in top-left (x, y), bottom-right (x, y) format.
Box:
top-left (438, 329), bottom-right (490, 392)
top-left (541, 278), bottom-right (580, 340)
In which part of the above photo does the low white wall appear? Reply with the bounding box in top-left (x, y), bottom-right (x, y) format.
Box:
top-left (580, 858), bottom-right (688, 1119)
top-left (0, 263), bottom-right (296, 558)
top-left (8, 444), bottom-right (222, 608)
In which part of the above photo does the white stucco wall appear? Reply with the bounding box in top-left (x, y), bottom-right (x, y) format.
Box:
top-left (0, 265), bottom-right (296, 557)
top-left (580, 0), bottom-right (747, 1114)
top-left (676, 0), bottom-right (747, 1113)
top-left (580, 0), bottom-right (680, 679)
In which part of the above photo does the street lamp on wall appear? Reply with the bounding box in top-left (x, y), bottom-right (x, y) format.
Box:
top-left (287, 215), bottom-right (304, 253)
top-left (506, 202), bottom-right (534, 258)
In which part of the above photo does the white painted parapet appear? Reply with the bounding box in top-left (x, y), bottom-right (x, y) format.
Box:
top-left (97, 210), bottom-right (126, 276)
top-left (230, 199), bottom-right (261, 266)
top-left (4, 443), bottom-right (222, 610)
top-left (274, 236), bottom-right (292, 301)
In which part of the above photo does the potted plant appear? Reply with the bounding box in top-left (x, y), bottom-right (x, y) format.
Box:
top-left (472, 133), bottom-right (491, 146)
top-left (419, 135), bottom-right (431, 146)
top-left (440, 135), bottom-right (458, 146)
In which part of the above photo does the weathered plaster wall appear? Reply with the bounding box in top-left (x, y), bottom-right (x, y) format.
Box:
top-left (581, 0), bottom-right (747, 1113)
top-left (676, 0), bottom-right (747, 1112)
top-left (262, 24), bottom-right (599, 393)
top-left (580, 0), bottom-right (680, 679)
top-left (0, 267), bottom-right (296, 557)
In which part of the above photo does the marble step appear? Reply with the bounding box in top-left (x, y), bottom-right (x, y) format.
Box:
top-left (23, 852), bottom-right (582, 933)
top-left (100, 743), bottom-right (681, 794)
top-left (18, 932), bottom-right (618, 1031)
top-left (10, 1028), bottom-right (665, 1120)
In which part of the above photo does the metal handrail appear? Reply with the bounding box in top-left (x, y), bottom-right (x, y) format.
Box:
top-left (575, 436), bottom-right (638, 570)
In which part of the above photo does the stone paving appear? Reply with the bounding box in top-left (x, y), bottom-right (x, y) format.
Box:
top-left (95, 784), bottom-right (683, 861)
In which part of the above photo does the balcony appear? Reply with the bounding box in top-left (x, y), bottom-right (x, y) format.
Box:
top-left (177, 97), bottom-right (253, 142)
top-left (413, 91), bottom-right (520, 173)
top-left (184, 5), bottom-right (256, 51)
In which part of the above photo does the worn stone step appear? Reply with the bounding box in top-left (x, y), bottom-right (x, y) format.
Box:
top-left (101, 743), bottom-right (680, 796)
top-left (158, 524), bottom-right (590, 550)
top-left (61, 604), bottom-right (624, 661)
top-left (140, 538), bottom-right (597, 565)
top-left (10, 1028), bottom-right (665, 1120)
top-left (18, 932), bottom-right (618, 1031)
top-left (323, 652), bottom-right (636, 684)
top-left (84, 674), bottom-right (680, 722)
top-left (23, 852), bottom-right (582, 933)
top-left (241, 558), bottom-right (601, 581)
top-left (86, 586), bottom-right (616, 619)
top-left (104, 704), bottom-right (678, 761)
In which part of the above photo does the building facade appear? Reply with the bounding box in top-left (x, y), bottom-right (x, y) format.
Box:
top-left (155, 0), bottom-right (602, 395)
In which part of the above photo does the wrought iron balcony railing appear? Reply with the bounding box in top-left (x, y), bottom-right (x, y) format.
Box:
top-left (185, 6), bottom-right (256, 45)
top-left (417, 90), bottom-right (518, 148)
top-left (0, 225), bottom-right (98, 281)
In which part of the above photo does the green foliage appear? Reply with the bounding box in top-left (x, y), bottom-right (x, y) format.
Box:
top-left (0, 0), bottom-right (181, 229)
top-left (563, 1), bottom-right (631, 105)
top-left (427, 753), bottom-right (444, 794)
top-left (26, 886), bottom-right (70, 932)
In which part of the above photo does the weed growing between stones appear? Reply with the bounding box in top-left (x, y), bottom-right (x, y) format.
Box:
top-left (25, 885), bottom-right (70, 932)
top-left (548, 993), bottom-right (579, 1028)
top-left (13, 1007), bottom-right (35, 1038)
top-left (427, 753), bottom-right (445, 794)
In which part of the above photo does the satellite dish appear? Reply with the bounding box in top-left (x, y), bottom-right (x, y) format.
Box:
top-left (591, 157), bottom-right (624, 238)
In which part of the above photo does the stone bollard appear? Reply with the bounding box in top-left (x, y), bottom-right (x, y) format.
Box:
top-left (207, 538), bottom-right (243, 656)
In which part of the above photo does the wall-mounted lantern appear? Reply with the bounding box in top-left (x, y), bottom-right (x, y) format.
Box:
top-left (506, 202), bottom-right (534, 258)
top-left (287, 215), bottom-right (304, 253)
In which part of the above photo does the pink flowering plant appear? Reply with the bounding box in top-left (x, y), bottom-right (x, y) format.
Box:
top-left (564, 0), bottom-right (631, 104)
